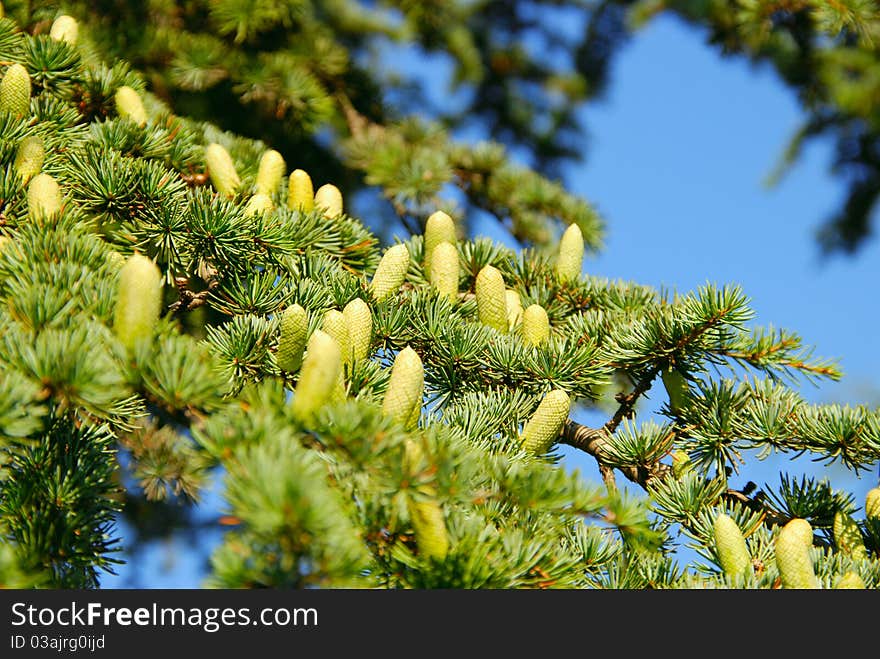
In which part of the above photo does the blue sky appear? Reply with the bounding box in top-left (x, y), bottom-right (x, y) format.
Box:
top-left (103, 13), bottom-right (879, 587)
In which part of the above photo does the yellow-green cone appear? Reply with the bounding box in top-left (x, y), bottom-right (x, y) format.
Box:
top-left (255, 149), bottom-right (285, 196)
top-left (408, 497), bottom-right (448, 561)
top-left (0, 236), bottom-right (11, 254)
top-left (423, 210), bottom-right (456, 278)
top-left (49, 15), bottom-right (79, 45)
top-left (475, 265), bottom-right (507, 333)
top-left (403, 439), bottom-right (449, 560)
top-left (105, 250), bottom-right (125, 268)
top-left (1, 63), bottom-right (31, 117)
top-left (343, 298), bottom-right (372, 362)
top-left (370, 243), bottom-right (410, 302)
top-left (555, 223), bottom-right (584, 281)
top-left (287, 169), bottom-right (314, 212)
top-left (320, 313), bottom-right (349, 402)
top-left (672, 450), bottom-right (692, 478)
top-left (785, 518), bottom-right (814, 548)
top-left (662, 367), bottom-right (688, 414)
top-left (775, 519), bottom-right (820, 589)
top-left (243, 193), bottom-right (273, 217)
top-left (314, 183), bottom-right (343, 218)
top-left (291, 329), bottom-right (342, 421)
top-left (14, 136), bottom-right (44, 184)
top-left (381, 346), bottom-right (424, 428)
top-left (205, 143), bottom-right (240, 199)
top-left (713, 513), bottom-right (752, 579)
top-left (322, 310), bottom-right (351, 366)
top-left (521, 304), bottom-right (550, 346)
top-left (277, 304), bottom-right (309, 373)
top-left (113, 253), bottom-right (162, 350)
top-left (429, 241), bottom-right (458, 302)
top-left (114, 85), bottom-right (147, 127)
top-left (866, 488), bottom-right (880, 519)
top-left (835, 572), bottom-right (866, 589)
top-left (27, 173), bottom-right (61, 221)
top-left (520, 389), bottom-right (570, 455)
top-left (833, 511), bottom-right (867, 560)
top-left (505, 289), bottom-right (523, 330)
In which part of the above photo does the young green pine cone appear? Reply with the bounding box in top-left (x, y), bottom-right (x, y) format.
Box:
top-left (713, 513), bottom-right (753, 580)
top-left (505, 289), bottom-right (523, 330)
top-left (314, 183), bottom-right (343, 218)
top-left (835, 572), bottom-right (866, 589)
top-left (520, 389), bottom-right (570, 455)
top-left (1, 63), bottom-right (31, 117)
top-left (423, 210), bottom-right (456, 278)
top-left (662, 367), bottom-right (688, 414)
top-left (784, 518), bottom-right (814, 548)
top-left (287, 169), bottom-right (314, 212)
top-left (555, 223), bottom-right (584, 281)
top-left (277, 304), bottom-right (309, 373)
top-left (205, 143), bottom-right (240, 199)
top-left (408, 497), bottom-right (449, 561)
top-left (255, 149), bottom-right (285, 196)
top-left (475, 265), bottom-right (507, 333)
top-left (867, 487), bottom-right (880, 519)
top-left (833, 511), bottom-right (867, 560)
top-left (429, 241), bottom-right (459, 302)
top-left (370, 243), bottom-right (410, 302)
top-left (14, 136), bottom-right (44, 184)
top-left (291, 330), bottom-right (342, 421)
top-left (27, 173), bottom-right (61, 221)
top-left (381, 346), bottom-right (424, 428)
top-left (49, 15), bottom-right (79, 45)
top-left (521, 304), bottom-right (550, 346)
top-left (243, 193), bottom-right (273, 217)
top-left (672, 450), bottom-right (692, 478)
top-left (322, 310), bottom-right (351, 366)
top-left (343, 298), bottom-right (372, 362)
top-left (113, 253), bottom-right (162, 350)
top-left (775, 519), bottom-right (820, 589)
top-left (114, 86), bottom-right (147, 127)
top-left (402, 439), bottom-right (448, 560)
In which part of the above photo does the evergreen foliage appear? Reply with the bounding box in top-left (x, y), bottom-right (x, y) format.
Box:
top-left (6, 0), bottom-right (877, 252)
top-left (0, 5), bottom-right (877, 590)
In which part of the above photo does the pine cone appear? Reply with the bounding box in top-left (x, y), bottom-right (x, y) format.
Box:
top-left (475, 265), bottom-right (507, 333)
top-left (555, 223), bottom-right (584, 281)
top-left (113, 253), bottom-right (162, 350)
top-left (0, 63), bottom-right (31, 117)
top-left (520, 389), bottom-right (570, 455)
top-left (255, 149), bottom-right (285, 196)
top-left (14, 136), bottom-right (44, 184)
top-left (114, 86), bottom-right (147, 127)
top-left (277, 304), bottom-right (309, 373)
top-left (713, 513), bottom-right (752, 580)
top-left (521, 303), bottom-right (550, 346)
top-left (291, 330), bottom-right (342, 421)
top-left (370, 243), bottom-right (410, 302)
top-left (204, 143), bottom-right (240, 199)
top-left (381, 346), bottom-right (424, 428)
top-left (314, 183), bottom-right (343, 218)
top-left (287, 169), bottom-right (314, 212)
top-left (343, 298), bottom-right (373, 362)
top-left (429, 241), bottom-right (459, 302)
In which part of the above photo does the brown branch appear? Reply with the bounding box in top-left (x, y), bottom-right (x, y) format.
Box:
top-left (560, 420), bottom-right (791, 528)
top-left (560, 421), bottom-right (671, 489)
top-left (334, 89), bottom-right (371, 140)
